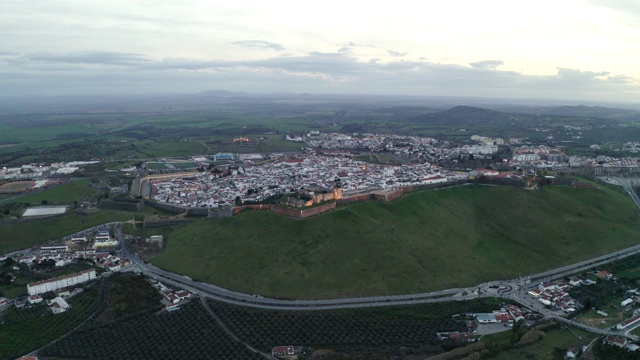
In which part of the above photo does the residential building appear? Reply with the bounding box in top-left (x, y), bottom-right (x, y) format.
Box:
top-left (27, 269), bottom-right (97, 295)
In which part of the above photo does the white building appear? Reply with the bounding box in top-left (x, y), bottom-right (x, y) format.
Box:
top-left (40, 245), bottom-right (69, 253)
top-left (27, 269), bottom-right (97, 295)
top-left (95, 229), bottom-right (111, 243)
top-left (28, 294), bottom-right (43, 304)
top-left (47, 297), bottom-right (70, 314)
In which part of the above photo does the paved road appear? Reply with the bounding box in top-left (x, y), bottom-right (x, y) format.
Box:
top-left (115, 223), bottom-right (640, 312)
top-left (618, 178), bottom-right (640, 210)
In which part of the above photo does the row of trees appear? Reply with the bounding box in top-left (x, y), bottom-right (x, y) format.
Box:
top-left (209, 298), bottom-right (506, 356)
top-left (41, 300), bottom-right (263, 360)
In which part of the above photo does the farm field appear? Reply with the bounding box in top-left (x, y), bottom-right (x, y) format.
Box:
top-left (0, 281), bottom-right (101, 360)
top-left (39, 276), bottom-right (503, 360)
top-left (487, 327), bottom-right (594, 360)
top-left (7, 179), bottom-right (102, 205)
top-left (209, 297), bottom-right (502, 357)
top-left (150, 183), bottom-right (640, 299)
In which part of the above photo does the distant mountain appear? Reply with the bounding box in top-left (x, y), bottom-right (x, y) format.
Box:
top-left (539, 105), bottom-right (640, 119)
top-left (496, 105), bottom-right (640, 120)
top-left (197, 90), bottom-right (251, 97)
top-left (407, 105), bottom-right (511, 125)
top-left (378, 106), bottom-right (436, 116)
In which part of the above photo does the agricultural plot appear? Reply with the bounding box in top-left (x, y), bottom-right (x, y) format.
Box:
top-left (485, 326), bottom-right (593, 360)
top-left (9, 179), bottom-right (101, 205)
top-left (96, 273), bottom-right (163, 322)
top-left (40, 300), bottom-right (263, 360)
top-left (208, 298), bottom-right (504, 356)
top-left (0, 282), bottom-right (100, 360)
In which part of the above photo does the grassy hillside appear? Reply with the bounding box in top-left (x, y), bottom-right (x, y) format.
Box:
top-left (150, 184), bottom-right (640, 299)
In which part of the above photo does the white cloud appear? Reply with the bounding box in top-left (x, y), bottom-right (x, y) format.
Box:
top-left (0, 1), bottom-right (637, 102)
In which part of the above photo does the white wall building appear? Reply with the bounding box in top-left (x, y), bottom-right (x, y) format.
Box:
top-left (47, 296), bottom-right (70, 314)
top-left (27, 269), bottom-right (97, 295)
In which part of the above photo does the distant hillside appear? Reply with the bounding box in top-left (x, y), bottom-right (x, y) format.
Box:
top-left (497, 105), bottom-right (640, 120)
top-left (407, 105), bottom-right (512, 125)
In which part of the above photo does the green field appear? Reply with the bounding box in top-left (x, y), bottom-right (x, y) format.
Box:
top-left (8, 179), bottom-right (102, 205)
top-left (0, 282), bottom-right (100, 360)
top-left (0, 210), bottom-right (130, 253)
top-left (489, 327), bottom-right (593, 360)
top-left (150, 183), bottom-right (640, 299)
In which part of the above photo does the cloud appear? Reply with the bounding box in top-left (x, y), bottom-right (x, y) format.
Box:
top-left (555, 67), bottom-right (609, 81)
top-left (469, 60), bottom-right (504, 70)
top-left (387, 50), bottom-right (407, 58)
top-left (232, 40), bottom-right (285, 51)
top-left (25, 51), bottom-right (151, 66)
top-left (606, 75), bottom-right (632, 84)
top-left (1, 50), bottom-right (638, 102)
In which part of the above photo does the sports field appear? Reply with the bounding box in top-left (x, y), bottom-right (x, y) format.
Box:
top-left (150, 183), bottom-right (640, 299)
top-left (0, 180), bottom-right (34, 193)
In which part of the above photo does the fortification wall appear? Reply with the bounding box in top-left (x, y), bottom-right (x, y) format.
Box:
top-left (232, 204), bottom-right (271, 214)
top-left (208, 207), bottom-right (233, 219)
top-left (271, 206), bottom-right (304, 219)
top-left (187, 207), bottom-right (209, 217)
top-left (144, 200), bottom-right (186, 214)
top-left (337, 193), bottom-right (371, 205)
top-left (98, 200), bottom-right (145, 212)
top-left (371, 189), bottom-right (404, 202)
top-left (299, 202), bottom-right (336, 217)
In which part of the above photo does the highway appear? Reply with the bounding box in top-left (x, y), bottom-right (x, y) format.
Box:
top-left (115, 224), bottom-right (640, 313)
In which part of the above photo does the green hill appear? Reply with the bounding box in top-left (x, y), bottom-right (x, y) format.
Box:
top-left (149, 183), bottom-right (640, 299)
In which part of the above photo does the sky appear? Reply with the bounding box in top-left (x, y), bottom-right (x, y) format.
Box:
top-left (1, 0), bottom-right (639, 103)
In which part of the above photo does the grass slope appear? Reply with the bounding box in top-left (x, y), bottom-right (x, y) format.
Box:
top-left (150, 184), bottom-right (640, 299)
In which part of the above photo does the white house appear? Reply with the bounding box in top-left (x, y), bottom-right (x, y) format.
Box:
top-left (27, 294), bottom-right (43, 305)
top-left (47, 297), bottom-right (70, 314)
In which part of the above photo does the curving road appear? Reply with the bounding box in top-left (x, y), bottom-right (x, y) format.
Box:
top-left (115, 225), bottom-right (640, 313)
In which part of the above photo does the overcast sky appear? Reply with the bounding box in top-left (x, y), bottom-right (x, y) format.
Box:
top-left (1, 0), bottom-right (639, 103)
